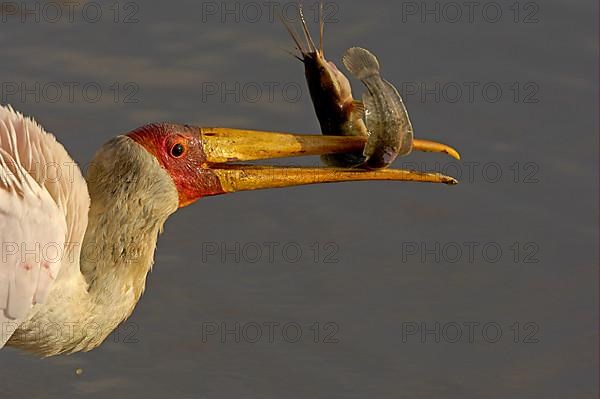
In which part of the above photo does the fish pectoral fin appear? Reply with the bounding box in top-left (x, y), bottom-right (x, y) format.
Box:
top-left (351, 100), bottom-right (366, 119)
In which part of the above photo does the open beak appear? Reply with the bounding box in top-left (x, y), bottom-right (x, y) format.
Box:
top-left (199, 127), bottom-right (460, 194)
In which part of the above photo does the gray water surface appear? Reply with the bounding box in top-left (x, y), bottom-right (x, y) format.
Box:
top-left (0, 0), bottom-right (597, 398)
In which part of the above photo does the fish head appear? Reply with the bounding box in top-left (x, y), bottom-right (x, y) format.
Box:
top-left (303, 51), bottom-right (353, 104)
top-left (280, 5), bottom-right (353, 106)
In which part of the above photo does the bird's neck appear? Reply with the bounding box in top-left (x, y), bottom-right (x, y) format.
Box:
top-left (80, 136), bottom-right (179, 338)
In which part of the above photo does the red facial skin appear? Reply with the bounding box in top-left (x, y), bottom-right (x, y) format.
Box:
top-left (127, 123), bottom-right (225, 207)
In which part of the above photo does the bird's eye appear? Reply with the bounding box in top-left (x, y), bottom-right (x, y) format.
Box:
top-left (170, 143), bottom-right (185, 158)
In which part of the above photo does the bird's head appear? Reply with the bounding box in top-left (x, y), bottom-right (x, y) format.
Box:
top-left (127, 123), bottom-right (224, 207)
top-left (126, 123), bottom-right (460, 207)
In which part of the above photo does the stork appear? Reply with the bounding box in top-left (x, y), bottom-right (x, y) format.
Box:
top-left (0, 105), bottom-right (458, 356)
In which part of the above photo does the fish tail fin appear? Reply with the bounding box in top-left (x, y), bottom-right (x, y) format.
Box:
top-left (342, 47), bottom-right (380, 80)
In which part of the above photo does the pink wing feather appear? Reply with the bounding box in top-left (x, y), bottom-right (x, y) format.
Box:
top-left (0, 105), bottom-right (90, 347)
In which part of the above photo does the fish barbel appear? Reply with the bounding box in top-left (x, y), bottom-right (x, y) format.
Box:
top-left (343, 47), bottom-right (413, 169)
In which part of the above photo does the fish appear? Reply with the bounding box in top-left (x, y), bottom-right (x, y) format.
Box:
top-left (343, 47), bottom-right (414, 169)
top-left (281, 5), bottom-right (368, 167)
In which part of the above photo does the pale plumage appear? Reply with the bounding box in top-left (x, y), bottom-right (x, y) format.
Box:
top-left (0, 105), bottom-right (178, 356)
top-left (0, 105), bottom-right (89, 351)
